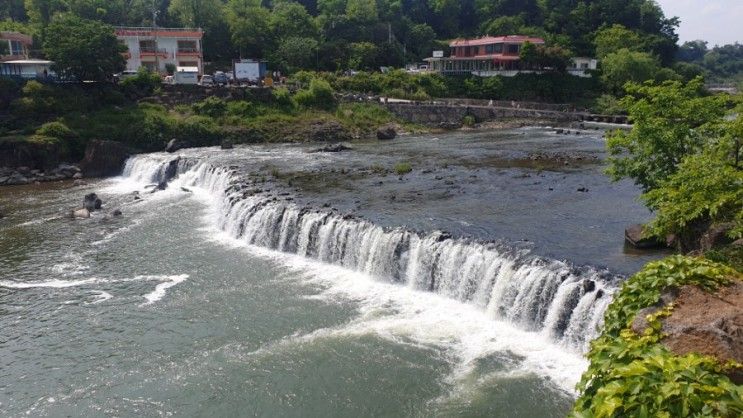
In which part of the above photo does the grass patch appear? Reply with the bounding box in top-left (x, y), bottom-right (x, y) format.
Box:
top-left (394, 162), bottom-right (412, 175)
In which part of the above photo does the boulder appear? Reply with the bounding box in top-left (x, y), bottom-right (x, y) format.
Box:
top-left (313, 143), bottom-right (353, 153)
top-left (165, 138), bottom-right (190, 153)
top-left (377, 124), bottom-right (397, 140)
top-left (70, 208), bottom-right (90, 219)
top-left (220, 140), bottom-right (234, 150)
top-left (112, 209), bottom-right (123, 217)
top-left (700, 222), bottom-right (736, 251)
top-left (83, 193), bottom-right (102, 211)
top-left (306, 121), bottom-right (353, 142)
top-left (651, 283), bottom-right (743, 384)
top-left (625, 224), bottom-right (664, 249)
top-left (79, 140), bottom-right (132, 178)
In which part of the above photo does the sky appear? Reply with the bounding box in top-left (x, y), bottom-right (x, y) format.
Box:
top-left (655, 0), bottom-right (743, 46)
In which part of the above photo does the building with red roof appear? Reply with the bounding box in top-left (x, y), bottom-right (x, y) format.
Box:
top-left (425, 35), bottom-right (595, 77)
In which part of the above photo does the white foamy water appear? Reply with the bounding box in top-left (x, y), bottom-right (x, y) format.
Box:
top-left (117, 153), bottom-right (616, 352)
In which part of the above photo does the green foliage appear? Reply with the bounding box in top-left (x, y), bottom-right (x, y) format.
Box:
top-left (462, 115), bottom-right (476, 127)
top-left (335, 103), bottom-right (398, 133)
top-left (120, 67), bottom-right (161, 97)
top-left (43, 13), bottom-right (125, 81)
top-left (593, 94), bottom-right (626, 115)
top-left (601, 49), bottom-right (661, 93)
top-left (35, 120), bottom-right (76, 140)
top-left (294, 78), bottom-right (337, 110)
top-left (705, 246), bottom-right (743, 274)
top-left (574, 256), bottom-right (743, 418)
top-left (394, 162), bottom-right (412, 175)
top-left (192, 97), bottom-right (227, 118)
top-left (594, 24), bottom-right (642, 59)
top-left (165, 63), bottom-right (176, 75)
top-left (643, 144), bottom-right (743, 241)
top-left (606, 77), bottom-right (727, 191)
top-left (271, 87), bottom-right (297, 111)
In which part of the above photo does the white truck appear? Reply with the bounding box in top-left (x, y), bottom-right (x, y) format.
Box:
top-left (174, 66), bottom-right (199, 85)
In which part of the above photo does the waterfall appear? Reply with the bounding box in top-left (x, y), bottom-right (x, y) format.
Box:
top-left (122, 154), bottom-right (617, 352)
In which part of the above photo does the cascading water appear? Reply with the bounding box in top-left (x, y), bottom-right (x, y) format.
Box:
top-left (121, 154), bottom-right (617, 352)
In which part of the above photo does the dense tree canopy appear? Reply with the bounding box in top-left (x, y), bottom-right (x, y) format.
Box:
top-left (5, 0), bottom-right (683, 73)
top-left (43, 14), bottom-right (126, 81)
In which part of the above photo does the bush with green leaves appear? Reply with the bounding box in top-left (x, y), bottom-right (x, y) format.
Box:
top-left (192, 97), bottom-right (228, 118)
top-left (294, 78), bottom-right (337, 110)
top-left (394, 162), bottom-right (412, 175)
top-left (120, 67), bottom-right (162, 97)
top-left (573, 256), bottom-right (743, 418)
top-left (35, 121), bottom-right (77, 140)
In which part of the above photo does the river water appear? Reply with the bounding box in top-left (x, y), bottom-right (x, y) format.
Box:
top-left (0, 128), bottom-right (662, 416)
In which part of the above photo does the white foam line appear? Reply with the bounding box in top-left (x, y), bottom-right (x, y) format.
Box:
top-left (0, 278), bottom-right (103, 289)
top-left (139, 274), bottom-right (189, 306)
top-left (89, 290), bottom-right (113, 304)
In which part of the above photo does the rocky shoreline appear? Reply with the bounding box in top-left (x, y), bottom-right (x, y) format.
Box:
top-left (0, 164), bottom-right (84, 186)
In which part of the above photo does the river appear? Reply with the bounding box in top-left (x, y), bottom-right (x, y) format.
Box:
top-left (0, 127), bottom-right (663, 416)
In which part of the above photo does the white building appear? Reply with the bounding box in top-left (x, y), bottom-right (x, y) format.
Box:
top-left (568, 57), bottom-right (598, 78)
top-left (115, 27), bottom-right (204, 75)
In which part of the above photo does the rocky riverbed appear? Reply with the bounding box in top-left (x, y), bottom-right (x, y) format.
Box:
top-left (0, 164), bottom-right (83, 186)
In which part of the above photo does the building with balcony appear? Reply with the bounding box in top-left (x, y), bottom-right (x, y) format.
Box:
top-left (425, 35), bottom-right (596, 78)
top-left (1, 31), bottom-right (32, 62)
top-left (115, 27), bottom-right (204, 75)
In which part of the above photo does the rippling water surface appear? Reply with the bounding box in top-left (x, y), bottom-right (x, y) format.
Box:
top-left (0, 128), bottom-right (663, 416)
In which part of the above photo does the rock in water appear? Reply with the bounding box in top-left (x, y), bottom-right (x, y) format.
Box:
top-left (83, 193), bottom-right (102, 211)
top-left (71, 208), bottom-right (90, 219)
top-left (221, 140), bottom-right (234, 150)
top-left (112, 209), bottom-right (123, 217)
top-left (624, 224), bottom-right (664, 249)
top-left (313, 143), bottom-right (353, 153)
top-left (377, 124), bottom-right (397, 140)
top-left (165, 138), bottom-right (190, 153)
top-left (79, 140), bottom-right (132, 178)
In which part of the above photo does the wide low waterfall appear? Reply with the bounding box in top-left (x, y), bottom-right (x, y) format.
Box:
top-left (122, 155), bottom-right (617, 352)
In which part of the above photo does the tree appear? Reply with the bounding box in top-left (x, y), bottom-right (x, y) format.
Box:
top-left (271, 1), bottom-right (319, 40)
top-left (593, 24), bottom-right (641, 59)
top-left (600, 49), bottom-right (660, 93)
top-left (347, 41), bottom-right (379, 70)
top-left (345, 0), bottom-right (377, 22)
top-left (226, 0), bottom-right (272, 58)
top-left (273, 36), bottom-right (319, 72)
top-left (43, 13), bottom-right (126, 81)
top-left (406, 23), bottom-right (436, 61)
top-left (606, 77), bottom-right (728, 192)
top-left (677, 40), bottom-right (708, 63)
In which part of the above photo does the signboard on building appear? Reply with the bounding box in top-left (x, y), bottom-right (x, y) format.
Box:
top-left (432, 50), bottom-right (444, 58)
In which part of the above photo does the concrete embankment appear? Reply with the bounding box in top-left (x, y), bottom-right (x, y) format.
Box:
top-left (384, 102), bottom-right (628, 127)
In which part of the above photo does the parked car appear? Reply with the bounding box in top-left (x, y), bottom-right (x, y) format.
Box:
top-left (199, 74), bottom-right (214, 86)
top-left (213, 71), bottom-right (228, 86)
top-left (113, 70), bottom-right (138, 83)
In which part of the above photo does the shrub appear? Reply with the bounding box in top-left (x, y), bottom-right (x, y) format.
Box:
top-left (192, 97), bottom-right (227, 118)
top-left (35, 121), bottom-right (77, 139)
top-left (294, 78), bottom-right (337, 110)
top-left (271, 88), bottom-right (296, 111)
top-left (394, 162), bottom-right (412, 175)
top-left (120, 67), bottom-right (162, 97)
top-left (173, 115), bottom-right (221, 146)
top-left (462, 115), bottom-right (476, 127)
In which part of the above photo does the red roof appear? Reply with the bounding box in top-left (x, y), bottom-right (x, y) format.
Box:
top-left (115, 27), bottom-right (203, 39)
top-left (0, 31), bottom-right (32, 45)
top-left (449, 36), bottom-right (545, 47)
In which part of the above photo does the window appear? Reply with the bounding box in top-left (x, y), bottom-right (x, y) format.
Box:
top-left (10, 40), bottom-right (24, 55)
top-left (506, 44), bottom-right (519, 54)
top-left (139, 40), bottom-right (157, 52)
top-left (494, 43), bottom-right (503, 54)
top-left (581, 63), bottom-right (589, 69)
top-left (177, 40), bottom-right (198, 53)
top-left (179, 61), bottom-right (198, 67)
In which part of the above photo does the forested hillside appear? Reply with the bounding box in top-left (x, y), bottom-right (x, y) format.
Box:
top-left (2, 0), bottom-right (678, 71)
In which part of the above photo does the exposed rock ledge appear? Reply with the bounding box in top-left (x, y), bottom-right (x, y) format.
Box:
top-left (633, 282), bottom-right (743, 383)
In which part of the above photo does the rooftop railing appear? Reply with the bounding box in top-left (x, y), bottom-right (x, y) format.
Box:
top-left (115, 26), bottom-right (203, 33)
